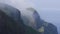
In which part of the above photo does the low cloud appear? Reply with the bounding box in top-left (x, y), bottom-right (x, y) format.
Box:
top-left (0, 0), bottom-right (35, 10)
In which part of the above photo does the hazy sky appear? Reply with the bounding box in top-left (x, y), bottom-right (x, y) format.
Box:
top-left (0, 0), bottom-right (60, 34)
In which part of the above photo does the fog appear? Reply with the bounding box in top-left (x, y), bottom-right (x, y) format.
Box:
top-left (0, 0), bottom-right (60, 34)
top-left (0, 0), bottom-right (35, 11)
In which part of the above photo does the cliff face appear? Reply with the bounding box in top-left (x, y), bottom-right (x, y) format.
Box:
top-left (21, 7), bottom-right (58, 34)
top-left (0, 3), bottom-right (40, 34)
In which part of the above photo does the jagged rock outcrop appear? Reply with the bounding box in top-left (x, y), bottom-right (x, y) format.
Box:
top-left (44, 23), bottom-right (58, 34)
top-left (21, 7), bottom-right (58, 34)
top-left (38, 20), bottom-right (58, 34)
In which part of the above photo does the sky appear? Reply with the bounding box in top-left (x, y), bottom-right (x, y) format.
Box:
top-left (0, 0), bottom-right (60, 34)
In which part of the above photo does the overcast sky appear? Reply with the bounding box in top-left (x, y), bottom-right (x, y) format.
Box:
top-left (0, 0), bottom-right (60, 34)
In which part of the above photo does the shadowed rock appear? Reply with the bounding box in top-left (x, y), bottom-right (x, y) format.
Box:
top-left (0, 3), bottom-right (40, 34)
